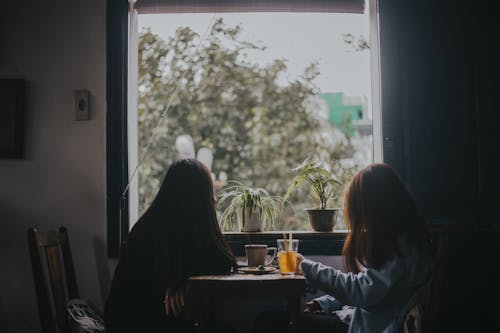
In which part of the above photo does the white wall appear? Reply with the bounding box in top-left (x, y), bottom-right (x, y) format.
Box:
top-left (0, 1), bottom-right (108, 332)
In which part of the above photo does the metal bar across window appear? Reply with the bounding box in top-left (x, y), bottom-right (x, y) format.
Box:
top-left (135, 0), bottom-right (365, 14)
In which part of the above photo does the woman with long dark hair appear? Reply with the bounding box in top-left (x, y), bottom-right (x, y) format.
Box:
top-left (297, 163), bottom-right (432, 332)
top-left (105, 159), bottom-right (236, 332)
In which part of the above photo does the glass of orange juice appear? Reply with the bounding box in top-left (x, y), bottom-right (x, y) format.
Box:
top-left (277, 239), bottom-right (299, 274)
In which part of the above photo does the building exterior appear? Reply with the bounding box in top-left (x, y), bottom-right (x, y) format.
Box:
top-left (319, 92), bottom-right (372, 137)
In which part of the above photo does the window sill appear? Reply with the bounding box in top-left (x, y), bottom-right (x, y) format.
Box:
top-left (223, 230), bottom-right (347, 256)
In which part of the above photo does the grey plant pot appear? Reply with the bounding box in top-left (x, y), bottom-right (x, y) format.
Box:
top-left (238, 209), bottom-right (263, 232)
top-left (305, 208), bottom-right (338, 232)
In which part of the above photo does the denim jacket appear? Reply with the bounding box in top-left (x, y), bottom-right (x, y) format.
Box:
top-left (301, 241), bottom-right (432, 333)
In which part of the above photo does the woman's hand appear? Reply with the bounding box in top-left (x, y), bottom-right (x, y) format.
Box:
top-left (295, 253), bottom-right (305, 274)
top-left (164, 289), bottom-right (185, 317)
top-left (303, 300), bottom-right (323, 314)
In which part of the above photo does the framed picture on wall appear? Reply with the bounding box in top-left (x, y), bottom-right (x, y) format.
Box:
top-left (0, 79), bottom-right (25, 158)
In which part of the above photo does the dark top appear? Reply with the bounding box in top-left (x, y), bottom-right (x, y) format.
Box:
top-left (104, 218), bottom-right (234, 333)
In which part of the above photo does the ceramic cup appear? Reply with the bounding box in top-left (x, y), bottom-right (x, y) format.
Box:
top-left (244, 244), bottom-right (277, 267)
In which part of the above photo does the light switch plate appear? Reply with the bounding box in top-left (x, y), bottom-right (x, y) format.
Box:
top-left (75, 90), bottom-right (90, 121)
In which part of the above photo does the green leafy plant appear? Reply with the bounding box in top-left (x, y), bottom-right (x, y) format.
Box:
top-left (219, 181), bottom-right (283, 231)
top-left (284, 156), bottom-right (340, 210)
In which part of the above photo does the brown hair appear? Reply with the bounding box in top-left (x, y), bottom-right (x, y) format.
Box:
top-left (342, 163), bottom-right (429, 273)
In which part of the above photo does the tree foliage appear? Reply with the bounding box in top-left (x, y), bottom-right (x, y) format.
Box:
top-left (137, 18), bottom-right (360, 230)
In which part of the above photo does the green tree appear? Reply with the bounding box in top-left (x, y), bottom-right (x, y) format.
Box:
top-left (137, 18), bottom-right (360, 230)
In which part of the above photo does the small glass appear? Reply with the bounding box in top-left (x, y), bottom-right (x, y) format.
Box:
top-left (277, 239), bottom-right (299, 274)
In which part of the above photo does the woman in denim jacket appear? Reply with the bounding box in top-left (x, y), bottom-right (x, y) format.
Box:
top-left (298, 163), bottom-right (432, 333)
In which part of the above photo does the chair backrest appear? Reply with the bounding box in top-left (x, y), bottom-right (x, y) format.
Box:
top-left (420, 233), bottom-right (449, 333)
top-left (27, 227), bottom-right (79, 333)
top-left (402, 303), bottom-right (422, 333)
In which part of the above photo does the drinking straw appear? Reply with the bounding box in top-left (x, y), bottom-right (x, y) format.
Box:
top-left (283, 233), bottom-right (288, 251)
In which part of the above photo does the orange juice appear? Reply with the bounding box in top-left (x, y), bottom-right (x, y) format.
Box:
top-left (278, 250), bottom-right (297, 274)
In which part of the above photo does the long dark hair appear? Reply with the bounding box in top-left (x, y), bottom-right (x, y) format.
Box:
top-left (342, 163), bottom-right (429, 273)
top-left (133, 158), bottom-right (235, 287)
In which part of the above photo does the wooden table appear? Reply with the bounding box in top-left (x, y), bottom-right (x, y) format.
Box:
top-left (185, 272), bottom-right (306, 333)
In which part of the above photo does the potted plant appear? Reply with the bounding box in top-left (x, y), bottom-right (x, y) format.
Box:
top-left (219, 181), bottom-right (282, 232)
top-left (284, 156), bottom-right (340, 231)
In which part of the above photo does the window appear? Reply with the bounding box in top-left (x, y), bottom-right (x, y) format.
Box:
top-left (126, 0), bottom-right (381, 232)
top-left (106, 0), bottom-right (382, 254)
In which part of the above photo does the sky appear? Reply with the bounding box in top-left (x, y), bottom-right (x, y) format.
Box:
top-left (138, 12), bottom-right (372, 101)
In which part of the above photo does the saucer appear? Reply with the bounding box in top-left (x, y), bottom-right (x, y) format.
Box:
top-left (238, 266), bottom-right (278, 275)
top-left (236, 260), bottom-right (248, 267)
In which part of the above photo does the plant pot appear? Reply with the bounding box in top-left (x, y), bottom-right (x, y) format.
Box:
top-left (305, 208), bottom-right (338, 232)
top-left (238, 209), bottom-right (262, 232)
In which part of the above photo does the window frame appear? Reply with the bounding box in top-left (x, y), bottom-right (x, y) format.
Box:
top-left (106, 0), bottom-right (383, 257)
top-left (107, 0), bottom-right (130, 257)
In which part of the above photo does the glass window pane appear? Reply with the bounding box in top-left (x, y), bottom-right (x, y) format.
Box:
top-left (134, 9), bottom-right (374, 231)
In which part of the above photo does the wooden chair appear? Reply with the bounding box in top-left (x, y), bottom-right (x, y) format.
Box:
top-left (27, 227), bottom-right (79, 333)
top-left (420, 232), bottom-right (450, 333)
top-left (397, 232), bottom-right (450, 333)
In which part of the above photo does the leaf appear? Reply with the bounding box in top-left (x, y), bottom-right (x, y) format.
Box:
top-left (286, 155), bottom-right (342, 209)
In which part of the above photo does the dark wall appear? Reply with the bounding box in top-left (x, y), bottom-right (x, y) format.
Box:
top-left (379, 0), bottom-right (499, 222)
top-left (439, 227), bottom-right (500, 331)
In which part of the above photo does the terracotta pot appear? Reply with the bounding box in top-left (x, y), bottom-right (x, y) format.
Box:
top-left (305, 208), bottom-right (338, 232)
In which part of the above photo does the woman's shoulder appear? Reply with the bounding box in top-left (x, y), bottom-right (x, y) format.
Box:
top-left (397, 232), bottom-right (431, 255)
top-left (128, 217), bottom-right (159, 243)
top-left (389, 235), bottom-right (433, 283)
top-left (366, 236), bottom-right (431, 274)
top-left (121, 218), bottom-right (163, 261)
